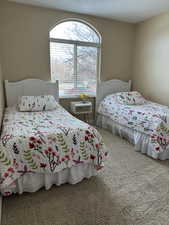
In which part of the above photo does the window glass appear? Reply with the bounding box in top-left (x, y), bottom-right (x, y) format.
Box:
top-left (50, 21), bottom-right (100, 97)
top-left (50, 21), bottom-right (100, 43)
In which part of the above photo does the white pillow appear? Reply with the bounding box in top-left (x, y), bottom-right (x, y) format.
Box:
top-left (18, 95), bottom-right (58, 112)
top-left (116, 91), bottom-right (146, 105)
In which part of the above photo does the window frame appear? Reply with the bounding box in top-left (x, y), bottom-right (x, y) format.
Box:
top-left (49, 19), bottom-right (101, 98)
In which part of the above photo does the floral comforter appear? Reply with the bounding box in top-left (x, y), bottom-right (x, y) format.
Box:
top-left (0, 105), bottom-right (108, 193)
top-left (98, 96), bottom-right (169, 154)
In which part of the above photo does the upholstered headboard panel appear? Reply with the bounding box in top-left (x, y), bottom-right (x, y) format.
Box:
top-left (5, 79), bottom-right (59, 107)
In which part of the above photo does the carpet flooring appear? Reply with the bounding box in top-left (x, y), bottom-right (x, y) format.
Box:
top-left (2, 129), bottom-right (169, 225)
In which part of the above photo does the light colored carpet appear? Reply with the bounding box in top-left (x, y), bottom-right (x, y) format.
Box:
top-left (2, 129), bottom-right (169, 225)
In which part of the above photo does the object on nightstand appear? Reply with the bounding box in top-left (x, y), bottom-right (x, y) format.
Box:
top-left (79, 93), bottom-right (89, 103)
top-left (70, 101), bottom-right (92, 123)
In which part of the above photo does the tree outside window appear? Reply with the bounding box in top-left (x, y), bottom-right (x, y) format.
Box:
top-left (50, 20), bottom-right (101, 97)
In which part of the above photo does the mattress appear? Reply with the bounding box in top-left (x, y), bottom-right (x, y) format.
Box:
top-left (0, 105), bottom-right (108, 195)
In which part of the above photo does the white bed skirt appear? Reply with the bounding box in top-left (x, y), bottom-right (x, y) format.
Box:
top-left (97, 114), bottom-right (169, 160)
top-left (1, 164), bottom-right (98, 196)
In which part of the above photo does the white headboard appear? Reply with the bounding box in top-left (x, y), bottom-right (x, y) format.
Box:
top-left (96, 79), bottom-right (131, 112)
top-left (5, 79), bottom-right (59, 107)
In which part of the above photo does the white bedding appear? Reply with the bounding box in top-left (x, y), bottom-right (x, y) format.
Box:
top-left (2, 163), bottom-right (98, 196)
top-left (98, 95), bottom-right (169, 136)
top-left (0, 105), bottom-right (108, 196)
top-left (98, 95), bottom-right (169, 159)
top-left (97, 114), bottom-right (169, 160)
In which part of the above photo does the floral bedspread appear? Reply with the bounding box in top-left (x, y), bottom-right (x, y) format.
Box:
top-left (98, 95), bottom-right (169, 154)
top-left (0, 106), bottom-right (108, 192)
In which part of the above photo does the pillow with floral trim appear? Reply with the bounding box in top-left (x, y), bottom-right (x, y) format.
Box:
top-left (18, 95), bottom-right (58, 112)
top-left (102, 93), bottom-right (119, 104)
top-left (116, 91), bottom-right (146, 105)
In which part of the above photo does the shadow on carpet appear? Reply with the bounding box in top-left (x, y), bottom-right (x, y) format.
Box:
top-left (2, 129), bottom-right (169, 225)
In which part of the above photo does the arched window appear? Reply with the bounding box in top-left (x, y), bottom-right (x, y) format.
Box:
top-left (50, 20), bottom-right (101, 97)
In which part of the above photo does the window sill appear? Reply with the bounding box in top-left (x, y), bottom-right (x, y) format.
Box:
top-left (59, 94), bottom-right (96, 99)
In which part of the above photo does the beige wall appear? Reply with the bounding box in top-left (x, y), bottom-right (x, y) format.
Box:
top-left (0, 1), bottom-right (135, 82)
top-left (133, 12), bottom-right (169, 106)
top-left (1, 1), bottom-right (169, 110)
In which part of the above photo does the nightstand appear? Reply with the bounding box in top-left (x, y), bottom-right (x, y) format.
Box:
top-left (70, 101), bottom-right (92, 123)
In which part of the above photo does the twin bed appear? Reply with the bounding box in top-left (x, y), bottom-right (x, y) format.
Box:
top-left (0, 79), bottom-right (108, 196)
top-left (1, 78), bottom-right (169, 196)
top-left (96, 79), bottom-right (169, 160)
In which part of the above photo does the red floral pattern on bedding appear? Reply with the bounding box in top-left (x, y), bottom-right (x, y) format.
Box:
top-left (0, 106), bottom-right (108, 195)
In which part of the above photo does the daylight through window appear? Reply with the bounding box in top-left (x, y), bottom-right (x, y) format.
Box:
top-left (50, 20), bottom-right (101, 97)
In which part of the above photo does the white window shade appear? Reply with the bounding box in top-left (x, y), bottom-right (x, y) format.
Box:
top-left (50, 42), bottom-right (97, 97)
top-left (50, 42), bottom-right (74, 97)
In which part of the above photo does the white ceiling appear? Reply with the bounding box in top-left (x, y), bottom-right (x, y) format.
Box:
top-left (9, 0), bottom-right (169, 23)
